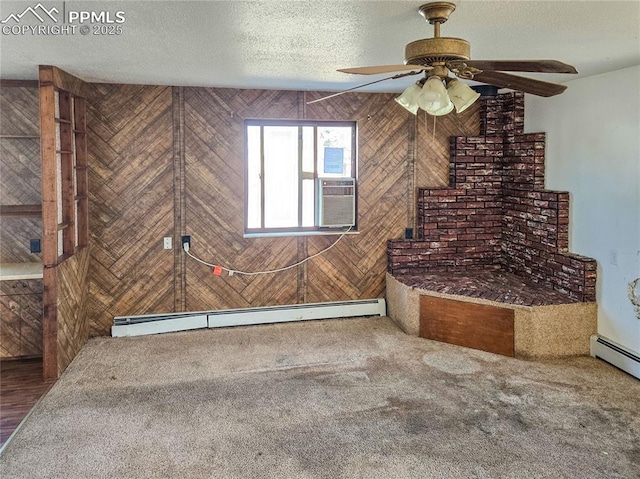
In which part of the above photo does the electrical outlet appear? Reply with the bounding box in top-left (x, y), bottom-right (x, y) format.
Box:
top-left (181, 235), bottom-right (191, 251)
top-left (163, 237), bottom-right (172, 250)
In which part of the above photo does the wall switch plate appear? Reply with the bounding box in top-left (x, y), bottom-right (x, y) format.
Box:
top-left (163, 237), bottom-right (172, 250)
top-left (609, 249), bottom-right (619, 266)
top-left (30, 239), bottom-right (41, 253)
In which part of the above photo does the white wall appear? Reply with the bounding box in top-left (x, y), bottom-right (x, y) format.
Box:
top-left (525, 65), bottom-right (640, 353)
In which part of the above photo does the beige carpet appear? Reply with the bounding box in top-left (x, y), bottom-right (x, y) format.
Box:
top-left (1, 317), bottom-right (638, 478)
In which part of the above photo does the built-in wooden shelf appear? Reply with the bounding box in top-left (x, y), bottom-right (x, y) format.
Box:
top-left (0, 204), bottom-right (42, 217)
top-left (0, 262), bottom-right (43, 281)
top-left (0, 135), bottom-right (40, 139)
top-left (56, 150), bottom-right (73, 154)
top-left (73, 129), bottom-right (86, 134)
top-left (55, 118), bottom-right (71, 125)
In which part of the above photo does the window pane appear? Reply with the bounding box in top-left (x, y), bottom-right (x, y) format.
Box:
top-left (318, 127), bottom-right (352, 178)
top-left (246, 126), bottom-right (262, 229)
top-left (302, 179), bottom-right (314, 227)
top-left (245, 120), bottom-right (356, 234)
top-left (264, 126), bottom-right (299, 228)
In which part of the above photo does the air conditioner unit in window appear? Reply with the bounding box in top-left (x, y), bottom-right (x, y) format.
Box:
top-left (317, 178), bottom-right (356, 227)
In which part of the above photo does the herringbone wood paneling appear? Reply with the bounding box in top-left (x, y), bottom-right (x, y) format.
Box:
top-left (305, 92), bottom-right (410, 303)
top-left (0, 86), bottom-right (39, 136)
top-left (87, 85), bottom-right (478, 335)
top-left (181, 89), bottom-right (412, 310)
top-left (0, 136), bottom-right (42, 263)
top-left (0, 295), bottom-right (21, 357)
top-left (0, 217), bottom-right (42, 263)
top-left (88, 84), bottom-right (175, 335)
top-left (0, 138), bottom-right (41, 204)
top-left (0, 279), bottom-right (43, 358)
top-left (0, 85), bottom-right (42, 264)
top-left (55, 247), bottom-right (90, 374)
top-left (184, 88), bottom-right (300, 311)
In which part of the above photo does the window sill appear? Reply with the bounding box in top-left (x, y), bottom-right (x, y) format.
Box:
top-left (244, 230), bottom-right (359, 238)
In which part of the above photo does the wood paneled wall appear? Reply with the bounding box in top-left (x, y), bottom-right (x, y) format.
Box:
top-left (54, 246), bottom-right (90, 374)
top-left (303, 92), bottom-right (412, 304)
top-left (0, 279), bottom-right (43, 358)
top-left (88, 85), bottom-right (175, 335)
top-left (0, 84), bottom-right (40, 136)
top-left (1, 83), bottom-right (43, 360)
top-left (87, 84), bottom-right (480, 336)
top-left (0, 85), bottom-right (42, 263)
top-left (182, 89), bottom-right (302, 311)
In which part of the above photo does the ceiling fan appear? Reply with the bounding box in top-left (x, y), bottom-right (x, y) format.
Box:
top-left (310, 2), bottom-right (577, 115)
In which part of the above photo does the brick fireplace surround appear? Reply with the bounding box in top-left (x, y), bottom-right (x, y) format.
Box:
top-left (386, 92), bottom-right (597, 358)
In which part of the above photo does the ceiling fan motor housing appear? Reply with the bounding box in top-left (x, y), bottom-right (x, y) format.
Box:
top-left (419, 2), bottom-right (457, 24)
top-left (405, 37), bottom-right (470, 65)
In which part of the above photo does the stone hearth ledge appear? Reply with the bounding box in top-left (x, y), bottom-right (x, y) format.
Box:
top-left (386, 272), bottom-right (597, 359)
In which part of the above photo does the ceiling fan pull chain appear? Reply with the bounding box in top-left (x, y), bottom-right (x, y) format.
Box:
top-left (423, 110), bottom-right (428, 137)
top-left (432, 113), bottom-right (437, 141)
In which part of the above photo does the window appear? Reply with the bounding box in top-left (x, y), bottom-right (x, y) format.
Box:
top-left (244, 119), bottom-right (357, 236)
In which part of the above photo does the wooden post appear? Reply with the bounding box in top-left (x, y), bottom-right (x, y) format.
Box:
top-left (39, 68), bottom-right (58, 268)
top-left (40, 68), bottom-right (60, 379)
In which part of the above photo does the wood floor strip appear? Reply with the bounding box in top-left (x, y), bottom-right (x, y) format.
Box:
top-left (0, 359), bottom-right (55, 448)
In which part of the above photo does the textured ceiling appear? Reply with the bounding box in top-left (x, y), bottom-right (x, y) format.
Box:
top-left (0, 0), bottom-right (639, 93)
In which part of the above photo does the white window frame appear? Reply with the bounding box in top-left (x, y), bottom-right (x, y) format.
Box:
top-left (244, 119), bottom-right (358, 237)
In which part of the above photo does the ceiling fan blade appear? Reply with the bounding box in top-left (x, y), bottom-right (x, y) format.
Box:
top-left (338, 64), bottom-right (431, 75)
top-left (307, 71), bottom-right (423, 105)
top-left (471, 71), bottom-right (568, 97)
top-left (450, 60), bottom-right (577, 74)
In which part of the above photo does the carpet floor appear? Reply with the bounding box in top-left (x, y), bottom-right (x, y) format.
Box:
top-left (0, 317), bottom-right (638, 478)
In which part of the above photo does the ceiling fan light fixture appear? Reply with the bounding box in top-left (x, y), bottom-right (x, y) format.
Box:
top-left (447, 79), bottom-right (481, 113)
top-left (418, 76), bottom-right (453, 115)
top-left (395, 83), bottom-right (422, 114)
top-left (418, 75), bottom-right (448, 108)
top-left (423, 97), bottom-right (455, 116)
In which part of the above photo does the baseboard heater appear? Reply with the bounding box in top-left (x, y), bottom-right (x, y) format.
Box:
top-left (590, 335), bottom-right (640, 380)
top-left (111, 298), bottom-right (386, 338)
